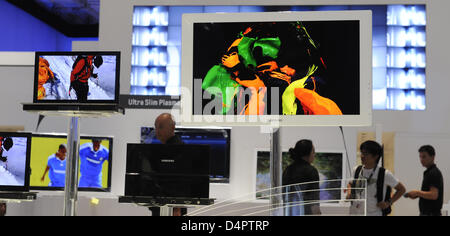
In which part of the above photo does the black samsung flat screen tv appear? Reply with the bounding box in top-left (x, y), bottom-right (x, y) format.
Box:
top-left (140, 127), bottom-right (230, 183)
top-left (33, 51), bottom-right (120, 104)
top-left (0, 132), bottom-right (31, 192)
top-left (125, 144), bottom-right (210, 198)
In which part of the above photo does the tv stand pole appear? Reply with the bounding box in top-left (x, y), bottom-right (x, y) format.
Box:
top-left (22, 103), bottom-right (125, 216)
top-left (269, 127), bottom-right (282, 216)
top-left (64, 117), bottom-right (81, 216)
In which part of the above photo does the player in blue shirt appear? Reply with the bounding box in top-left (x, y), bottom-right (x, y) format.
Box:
top-left (78, 139), bottom-right (109, 188)
top-left (41, 144), bottom-right (67, 187)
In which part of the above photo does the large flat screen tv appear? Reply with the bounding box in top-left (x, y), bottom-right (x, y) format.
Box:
top-left (256, 150), bottom-right (344, 201)
top-left (29, 133), bottom-right (113, 192)
top-left (125, 144), bottom-right (210, 198)
top-left (181, 11), bottom-right (372, 126)
top-left (0, 132), bottom-right (31, 192)
top-left (140, 126), bottom-right (230, 183)
top-left (33, 51), bottom-right (120, 104)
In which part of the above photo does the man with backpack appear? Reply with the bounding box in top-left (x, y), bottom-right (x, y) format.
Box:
top-left (70, 55), bottom-right (103, 102)
top-left (350, 140), bottom-right (406, 216)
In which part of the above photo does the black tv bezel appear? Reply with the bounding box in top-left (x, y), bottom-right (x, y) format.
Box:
top-left (33, 51), bottom-right (121, 104)
top-left (125, 143), bottom-right (211, 198)
top-left (140, 127), bottom-right (231, 183)
top-left (29, 133), bottom-right (113, 192)
top-left (0, 132), bottom-right (32, 192)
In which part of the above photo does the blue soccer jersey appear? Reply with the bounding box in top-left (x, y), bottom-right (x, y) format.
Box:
top-left (47, 154), bottom-right (66, 187)
top-left (79, 143), bottom-right (109, 188)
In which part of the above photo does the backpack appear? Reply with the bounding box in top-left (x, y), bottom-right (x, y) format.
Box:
top-left (69, 56), bottom-right (93, 96)
top-left (354, 165), bottom-right (392, 216)
top-left (71, 55), bottom-right (93, 83)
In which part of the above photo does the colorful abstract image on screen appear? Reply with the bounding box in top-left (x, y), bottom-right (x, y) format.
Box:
top-left (194, 21), bottom-right (360, 116)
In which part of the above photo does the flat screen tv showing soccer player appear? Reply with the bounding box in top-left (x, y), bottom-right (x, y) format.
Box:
top-left (0, 132), bottom-right (31, 192)
top-left (33, 51), bottom-right (120, 104)
top-left (140, 126), bottom-right (231, 183)
top-left (181, 11), bottom-right (372, 126)
top-left (29, 133), bottom-right (112, 192)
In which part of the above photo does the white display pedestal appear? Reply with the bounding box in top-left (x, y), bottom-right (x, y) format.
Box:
top-left (118, 196), bottom-right (214, 216)
top-left (23, 103), bottom-right (124, 216)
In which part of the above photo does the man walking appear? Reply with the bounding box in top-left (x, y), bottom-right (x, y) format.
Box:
top-left (405, 145), bottom-right (444, 216)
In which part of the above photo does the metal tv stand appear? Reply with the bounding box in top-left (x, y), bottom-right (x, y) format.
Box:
top-left (118, 196), bottom-right (215, 216)
top-left (23, 103), bottom-right (124, 216)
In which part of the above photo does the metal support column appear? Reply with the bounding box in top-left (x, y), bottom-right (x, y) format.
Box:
top-left (270, 127), bottom-right (282, 216)
top-left (64, 117), bottom-right (81, 216)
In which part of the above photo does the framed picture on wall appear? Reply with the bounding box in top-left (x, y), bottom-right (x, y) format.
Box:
top-left (255, 149), bottom-right (345, 203)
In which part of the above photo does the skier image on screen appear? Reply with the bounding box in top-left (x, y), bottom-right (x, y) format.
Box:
top-left (0, 137), bottom-right (13, 163)
top-left (69, 55), bottom-right (103, 102)
top-left (0, 137), bottom-right (28, 186)
top-left (37, 57), bottom-right (56, 100)
top-left (79, 139), bottom-right (109, 188)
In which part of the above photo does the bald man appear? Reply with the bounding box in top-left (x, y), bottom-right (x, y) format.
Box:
top-left (150, 113), bottom-right (185, 216)
top-left (154, 113), bottom-right (183, 145)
